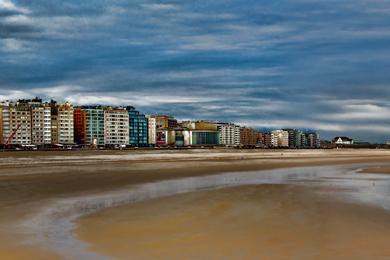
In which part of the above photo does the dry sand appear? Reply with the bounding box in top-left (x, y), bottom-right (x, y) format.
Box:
top-left (1, 149), bottom-right (390, 259)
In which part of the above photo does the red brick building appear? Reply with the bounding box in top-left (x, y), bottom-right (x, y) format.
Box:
top-left (73, 108), bottom-right (86, 144)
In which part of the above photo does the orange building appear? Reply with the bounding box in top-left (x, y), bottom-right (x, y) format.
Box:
top-left (240, 127), bottom-right (257, 146)
top-left (73, 108), bottom-right (86, 144)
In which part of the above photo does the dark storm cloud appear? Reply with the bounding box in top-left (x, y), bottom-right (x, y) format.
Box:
top-left (0, 22), bottom-right (40, 38)
top-left (1, 0), bottom-right (390, 142)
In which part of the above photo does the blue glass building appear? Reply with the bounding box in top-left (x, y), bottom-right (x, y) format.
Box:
top-left (127, 106), bottom-right (148, 147)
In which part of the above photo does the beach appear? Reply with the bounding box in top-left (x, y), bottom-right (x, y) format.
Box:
top-left (1, 149), bottom-right (390, 259)
top-left (77, 185), bottom-right (390, 259)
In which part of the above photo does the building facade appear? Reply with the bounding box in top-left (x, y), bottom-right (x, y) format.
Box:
top-left (1, 102), bottom-right (31, 145)
top-left (0, 105), bottom-right (4, 145)
top-left (50, 116), bottom-right (59, 144)
top-left (218, 123), bottom-right (240, 147)
top-left (128, 107), bottom-right (148, 147)
top-left (146, 116), bottom-right (156, 145)
top-left (306, 132), bottom-right (320, 148)
top-left (147, 115), bottom-right (178, 129)
top-left (271, 130), bottom-right (289, 147)
top-left (191, 131), bottom-right (220, 145)
top-left (333, 136), bottom-right (354, 145)
top-left (57, 102), bottom-right (74, 144)
top-left (30, 102), bottom-right (51, 145)
top-left (263, 132), bottom-right (272, 148)
top-left (240, 127), bottom-right (257, 146)
top-left (181, 121), bottom-right (220, 146)
top-left (104, 108), bottom-right (129, 145)
top-left (156, 128), bottom-right (176, 146)
top-left (74, 108), bottom-right (87, 144)
top-left (84, 107), bottom-right (105, 146)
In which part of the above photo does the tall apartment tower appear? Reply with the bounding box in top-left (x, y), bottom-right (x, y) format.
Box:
top-left (128, 107), bottom-right (148, 147)
top-left (271, 130), bottom-right (289, 147)
top-left (104, 108), bottom-right (129, 145)
top-left (146, 116), bottom-right (156, 145)
top-left (218, 123), bottom-right (240, 147)
top-left (58, 102), bottom-right (74, 144)
top-left (0, 104), bottom-right (4, 145)
top-left (50, 101), bottom-right (74, 144)
top-left (306, 132), bottom-right (320, 148)
top-left (74, 107), bottom-right (87, 144)
top-left (2, 102), bottom-right (32, 145)
top-left (0, 102), bottom-right (9, 145)
top-left (240, 127), bottom-right (257, 146)
top-left (30, 101), bottom-right (52, 145)
top-left (85, 107), bottom-right (105, 146)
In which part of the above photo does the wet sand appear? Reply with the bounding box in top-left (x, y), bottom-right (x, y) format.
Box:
top-left (77, 185), bottom-right (390, 259)
top-left (362, 166), bottom-right (390, 174)
top-left (1, 149), bottom-right (390, 259)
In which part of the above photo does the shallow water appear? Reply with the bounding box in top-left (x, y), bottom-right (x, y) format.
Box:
top-left (18, 162), bottom-right (390, 259)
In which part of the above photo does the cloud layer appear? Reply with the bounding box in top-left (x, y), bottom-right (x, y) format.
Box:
top-left (1, 0), bottom-right (390, 142)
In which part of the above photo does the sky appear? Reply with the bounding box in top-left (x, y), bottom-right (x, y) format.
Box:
top-left (1, 0), bottom-right (390, 142)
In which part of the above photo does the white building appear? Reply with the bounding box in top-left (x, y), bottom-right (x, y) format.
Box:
top-left (217, 123), bottom-right (240, 147)
top-left (1, 102), bottom-right (10, 145)
top-left (31, 104), bottom-right (52, 145)
top-left (271, 130), bottom-right (289, 147)
top-left (104, 108), bottom-right (129, 145)
top-left (333, 137), bottom-right (354, 145)
top-left (146, 116), bottom-right (156, 145)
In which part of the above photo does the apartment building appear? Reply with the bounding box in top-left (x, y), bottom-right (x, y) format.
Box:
top-left (74, 107), bottom-right (87, 144)
top-left (57, 102), bottom-right (74, 144)
top-left (240, 127), bottom-right (257, 146)
top-left (0, 105), bottom-right (3, 145)
top-left (128, 107), bottom-right (148, 147)
top-left (271, 130), bottom-right (289, 147)
top-left (146, 116), bottom-right (156, 145)
top-left (30, 102), bottom-right (51, 145)
top-left (262, 132), bottom-right (272, 148)
top-left (2, 102), bottom-right (32, 145)
top-left (50, 114), bottom-right (59, 144)
top-left (85, 107), bottom-right (105, 146)
top-left (217, 123), bottom-right (240, 147)
top-left (104, 108), bottom-right (129, 145)
top-left (306, 132), bottom-right (320, 148)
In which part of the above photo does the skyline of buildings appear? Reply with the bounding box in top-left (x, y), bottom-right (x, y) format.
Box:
top-left (1, 97), bottom-right (378, 149)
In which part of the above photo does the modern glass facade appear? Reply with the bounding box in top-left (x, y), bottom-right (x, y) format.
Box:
top-left (85, 107), bottom-right (105, 146)
top-left (128, 108), bottom-right (148, 147)
top-left (191, 131), bottom-right (220, 145)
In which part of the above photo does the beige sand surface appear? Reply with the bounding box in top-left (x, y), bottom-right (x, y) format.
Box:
top-left (1, 149), bottom-right (390, 259)
top-left (362, 166), bottom-right (390, 174)
top-left (77, 185), bottom-right (390, 259)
